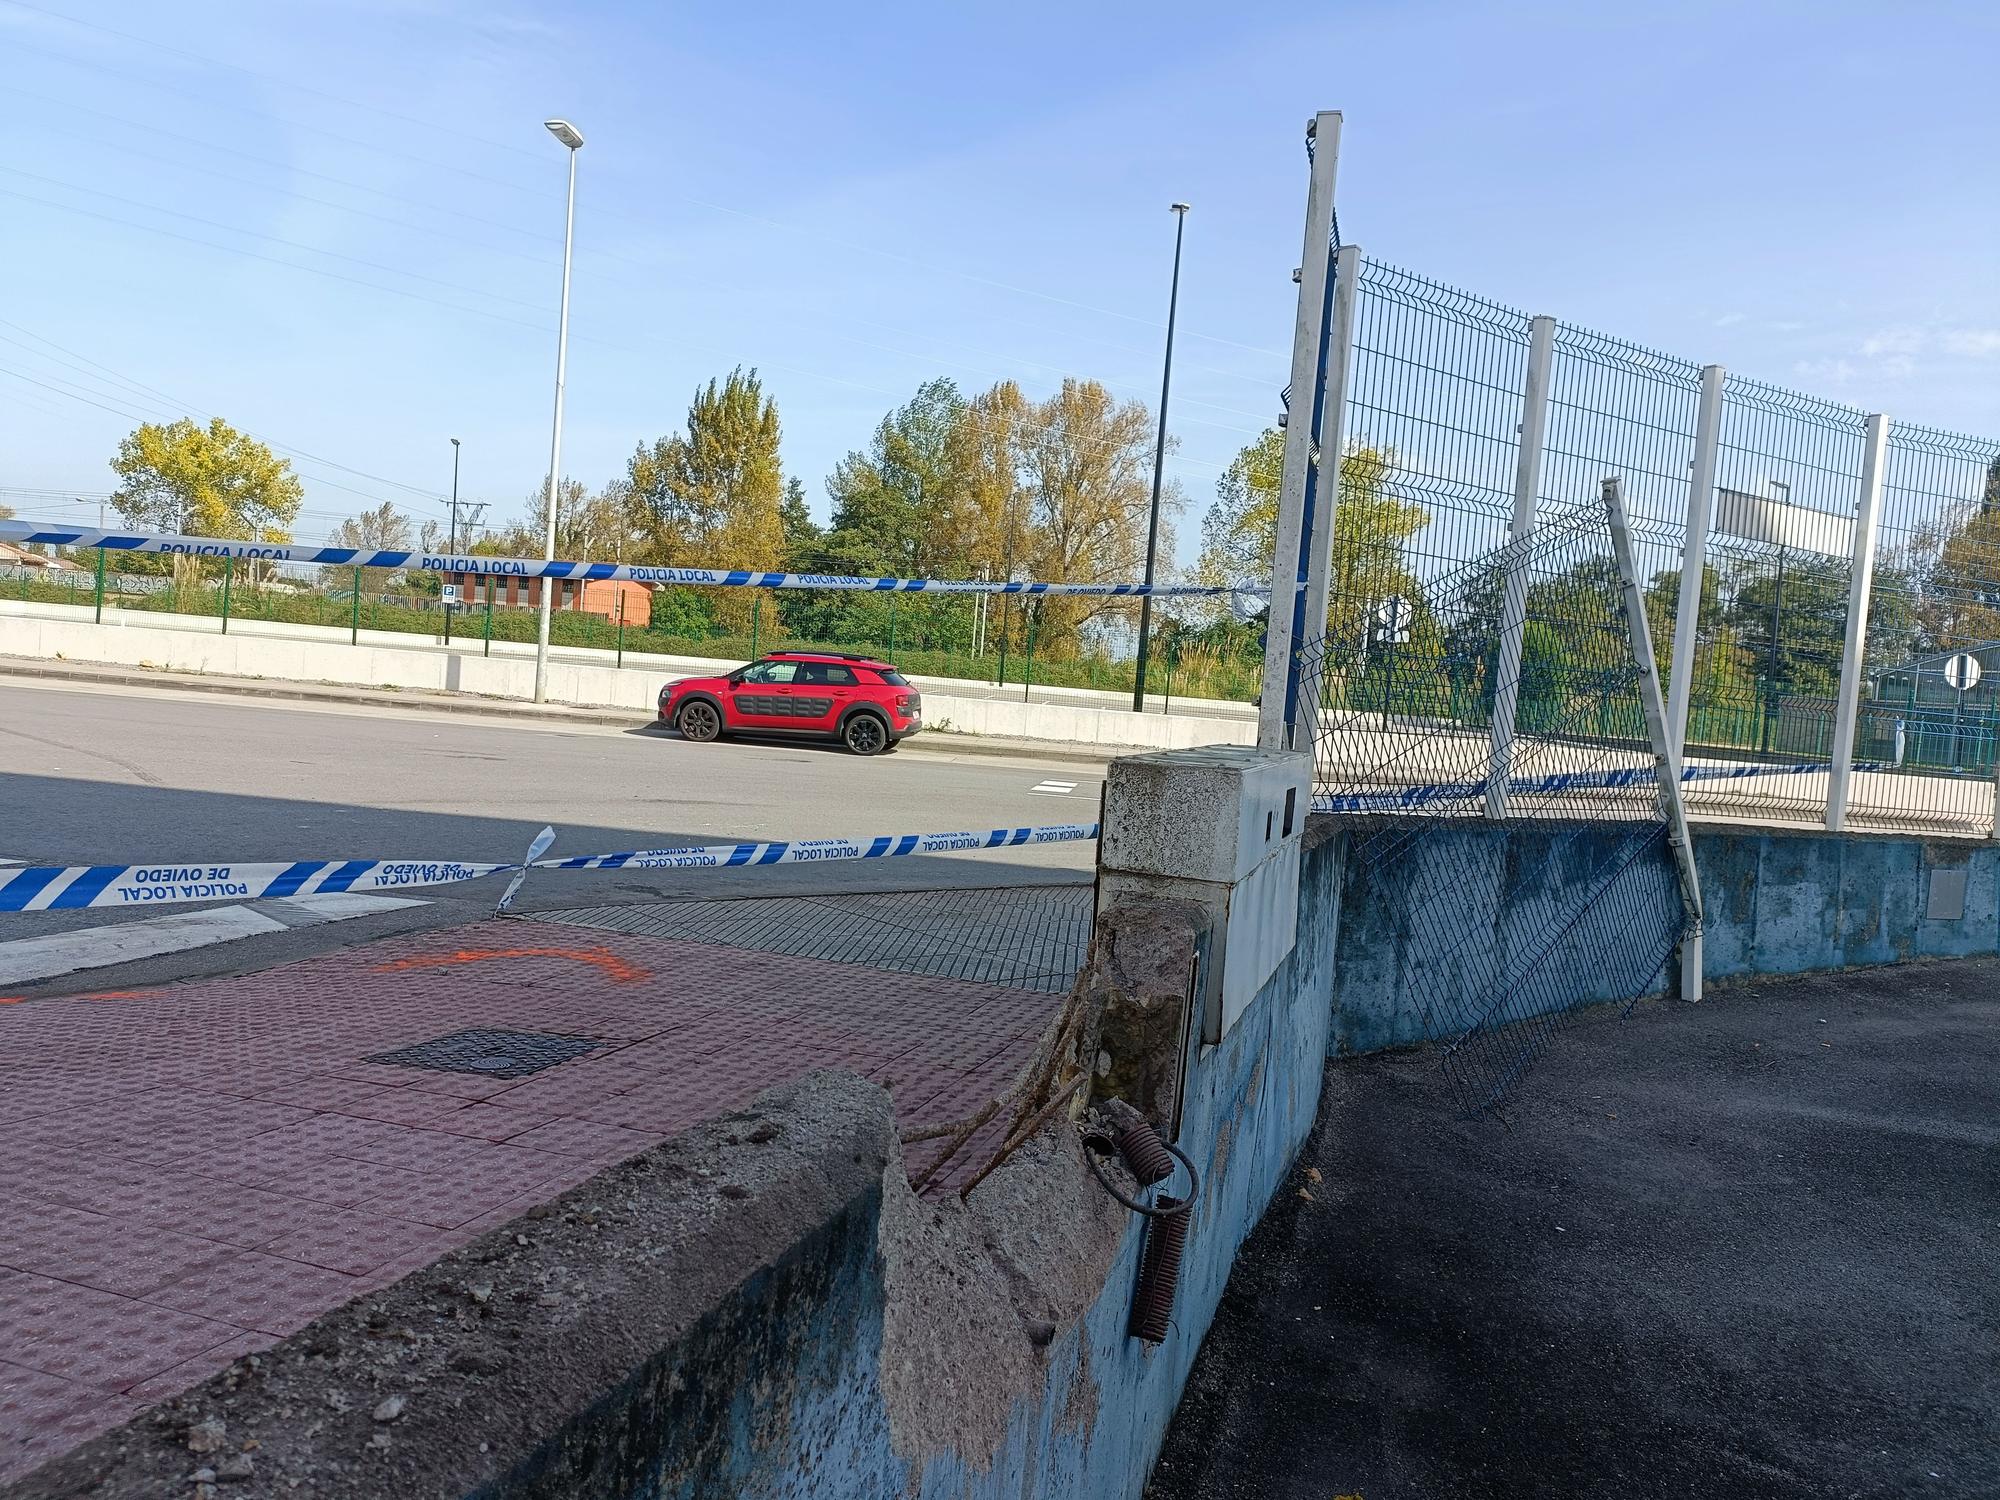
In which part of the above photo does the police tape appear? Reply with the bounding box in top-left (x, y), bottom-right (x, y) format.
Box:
top-left (0, 518), bottom-right (1248, 599)
top-left (1314, 759), bottom-right (1885, 813)
top-left (0, 823), bottom-right (1103, 916)
top-left (0, 858), bottom-right (515, 913)
top-left (528, 822), bottom-right (1103, 873)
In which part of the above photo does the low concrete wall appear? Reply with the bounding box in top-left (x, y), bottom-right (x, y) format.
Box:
top-left (1327, 817), bottom-right (2000, 1054)
top-left (0, 602), bottom-right (1255, 751)
top-left (23, 827), bottom-right (1339, 1500)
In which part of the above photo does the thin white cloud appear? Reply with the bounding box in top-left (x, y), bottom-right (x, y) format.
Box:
top-left (1794, 358), bottom-right (1856, 384)
top-left (1860, 328), bottom-right (1926, 357)
top-left (1713, 312), bottom-right (1746, 328)
top-left (1942, 329), bottom-right (2000, 358)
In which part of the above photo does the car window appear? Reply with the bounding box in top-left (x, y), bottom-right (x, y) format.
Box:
top-left (823, 665), bottom-right (857, 686)
top-left (796, 662), bottom-right (827, 685)
top-left (743, 661), bottom-right (799, 684)
top-left (876, 669), bottom-right (909, 686)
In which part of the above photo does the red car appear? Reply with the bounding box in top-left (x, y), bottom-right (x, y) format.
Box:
top-left (658, 651), bottom-right (922, 756)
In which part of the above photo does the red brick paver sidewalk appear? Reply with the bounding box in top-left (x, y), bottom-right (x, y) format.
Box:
top-left (0, 920), bottom-right (1058, 1483)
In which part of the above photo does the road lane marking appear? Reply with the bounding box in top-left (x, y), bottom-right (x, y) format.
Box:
top-left (0, 894), bottom-right (426, 984)
top-left (1029, 780), bottom-right (1078, 796)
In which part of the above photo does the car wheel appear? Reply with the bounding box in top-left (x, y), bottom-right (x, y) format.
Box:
top-left (842, 713), bottom-right (889, 756)
top-left (676, 699), bottom-right (722, 743)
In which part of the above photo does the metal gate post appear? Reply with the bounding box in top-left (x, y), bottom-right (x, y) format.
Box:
top-left (1666, 364), bottom-right (1725, 752)
top-left (1300, 243), bottom-right (1365, 659)
top-left (1605, 476), bottom-right (1706, 1000)
top-left (1827, 413), bottom-right (1888, 831)
top-left (1258, 110), bottom-right (1342, 750)
top-left (1484, 313), bottom-right (1556, 819)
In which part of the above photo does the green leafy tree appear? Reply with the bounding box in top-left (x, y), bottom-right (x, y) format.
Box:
top-left (625, 368), bottom-right (786, 629)
top-left (110, 417), bottom-right (303, 590)
top-left (825, 378), bottom-right (976, 575)
top-left (779, 477), bottom-right (819, 564)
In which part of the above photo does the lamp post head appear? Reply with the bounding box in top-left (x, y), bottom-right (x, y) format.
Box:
top-left (1169, 202), bottom-right (1191, 214)
top-left (544, 119), bottom-right (585, 150)
top-left (450, 437), bottom-right (460, 449)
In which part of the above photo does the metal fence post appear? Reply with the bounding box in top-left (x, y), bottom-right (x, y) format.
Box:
top-left (1605, 476), bottom-right (1705, 1000)
top-left (93, 547), bottom-right (105, 624)
top-left (615, 587), bottom-right (626, 669)
top-left (1484, 313), bottom-right (1557, 819)
top-left (1827, 413), bottom-right (1888, 832)
top-left (483, 586), bottom-right (493, 657)
top-left (1301, 241), bottom-right (1365, 657)
top-left (750, 595), bottom-right (761, 658)
top-left (1259, 109), bottom-right (1342, 750)
top-left (220, 554), bottom-right (234, 634)
top-left (350, 566), bottom-right (361, 646)
top-left (1023, 601), bottom-right (1037, 701)
top-left (1666, 363), bottom-right (1725, 753)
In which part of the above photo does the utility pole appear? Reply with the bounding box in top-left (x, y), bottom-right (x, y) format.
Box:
top-left (534, 117), bottom-right (584, 703)
top-left (1132, 202), bottom-right (1190, 712)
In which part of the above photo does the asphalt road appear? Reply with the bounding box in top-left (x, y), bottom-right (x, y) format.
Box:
top-left (1149, 960), bottom-right (2000, 1500)
top-left (0, 677), bottom-right (1103, 994)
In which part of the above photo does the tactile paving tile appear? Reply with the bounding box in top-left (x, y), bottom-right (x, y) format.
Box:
top-left (534, 883), bottom-right (1093, 993)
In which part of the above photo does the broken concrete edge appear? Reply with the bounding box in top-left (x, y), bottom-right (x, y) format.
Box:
top-left (10, 1069), bottom-right (1139, 1500)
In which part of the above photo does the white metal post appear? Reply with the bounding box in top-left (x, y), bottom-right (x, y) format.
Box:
top-left (1484, 313), bottom-right (1557, 820)
top-left (1258, 110), bottom-right (1341, 750)
top-left (1300, 244), bottom-right (1364, 652)
top-left (534, 132), bottom-right (581, 705)
top-left (1665, 363), bottom-right (1725, 753)
top-left (1826, 413), bottom-right (1888, 832)
top-left (1605, 476), bottom-right (1706, 1001)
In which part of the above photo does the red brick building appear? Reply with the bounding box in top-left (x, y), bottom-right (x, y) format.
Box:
top-left (446, 572), bottom-right (653, 628)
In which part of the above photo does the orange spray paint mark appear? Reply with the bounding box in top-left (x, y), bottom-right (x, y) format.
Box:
top-left (372, 946), bottom-right (652, 984)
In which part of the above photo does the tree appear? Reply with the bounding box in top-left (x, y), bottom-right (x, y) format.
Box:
top-left (1195, 429), bottom-right (1425, 652)
top-left (779, 477), bottom-right (819, 564)
top-left (1013, 378), bottom-right (1168, 656)
top-left (624, 367), bottom-right (786, 629)
top-left (327, 502), bottom-right (413, 594)
top-left (825, 378), bottom-right (977, 575)
top-left (110, 417), bottom-right (303, 590)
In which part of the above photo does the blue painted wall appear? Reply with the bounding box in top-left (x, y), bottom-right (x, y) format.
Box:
top-left (1328, 818), bottom-right (2000, 1055)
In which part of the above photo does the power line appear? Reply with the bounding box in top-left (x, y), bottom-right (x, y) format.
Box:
top-left (4, 0), bottom-right (1285, 369)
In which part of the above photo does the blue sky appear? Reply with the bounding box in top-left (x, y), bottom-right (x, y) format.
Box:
top-left (1, 0), bottom-right (1994, 561)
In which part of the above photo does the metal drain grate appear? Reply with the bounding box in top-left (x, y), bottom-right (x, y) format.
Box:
top-left (368, 1027), bottom-right (599, 1079)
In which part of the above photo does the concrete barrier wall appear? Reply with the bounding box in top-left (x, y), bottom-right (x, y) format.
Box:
top-left (0, 603), bottom-right (1255, 751)
top-left (26, 826), bottom-right (1339, 1500)
top-left (1327, 817), bottom-right (2000, 1054)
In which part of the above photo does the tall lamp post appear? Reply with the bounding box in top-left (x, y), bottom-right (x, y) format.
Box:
top-left (1132, 202), bottom-right (1190, 712)
top-left (534, 117), bottom-right (584, 703)
top-left (448, 438), bottom-right (462, 550)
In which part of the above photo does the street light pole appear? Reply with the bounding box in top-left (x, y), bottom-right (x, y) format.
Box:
top-left (534, 117), bottom-right (584, 704)
top-left (1132, 202), bottom-right (1190, 712)
top-left (448, 438), bottom-right (462, 552)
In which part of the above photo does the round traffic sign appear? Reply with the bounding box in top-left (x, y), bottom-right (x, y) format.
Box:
top-left (1945, 653), bottom-right (1982, 692)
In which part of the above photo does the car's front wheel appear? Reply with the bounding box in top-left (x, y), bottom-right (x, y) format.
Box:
top-left (841, 713), bottom-right (889, 756)
top-left (676, 699), bottom-right (722, 743)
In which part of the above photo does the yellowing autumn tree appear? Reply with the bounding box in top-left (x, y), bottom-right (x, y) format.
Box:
top-left (110, 417), bottom-right (304, 590)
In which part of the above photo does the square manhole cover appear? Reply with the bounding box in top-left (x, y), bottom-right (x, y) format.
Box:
top-left (368, 1028), bottom-right (599, 1079)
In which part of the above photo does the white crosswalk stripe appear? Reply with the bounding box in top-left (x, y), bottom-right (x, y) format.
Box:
top-left (1030, 780), bottom-right (1078, 796)
top-left (0, 893), bottom-right (425, 986)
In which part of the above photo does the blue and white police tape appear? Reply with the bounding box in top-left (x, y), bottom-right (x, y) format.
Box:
top-left (0, 823), bottom-right (1101, 915)
top-left (1315, 759), bottom-right (1885, 814)
top-left (0, 857), bottom-right (514, 913)
top-left (530, 823), bottom-right (1103, 873)
top-left (0, 519), bottom-right (1250, 600)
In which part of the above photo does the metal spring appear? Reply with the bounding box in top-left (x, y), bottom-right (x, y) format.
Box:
top-left (1115, 1120), bottom-right (1176, 1187)
top-left (1128, 1195), bottom-right (1189, 1345)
